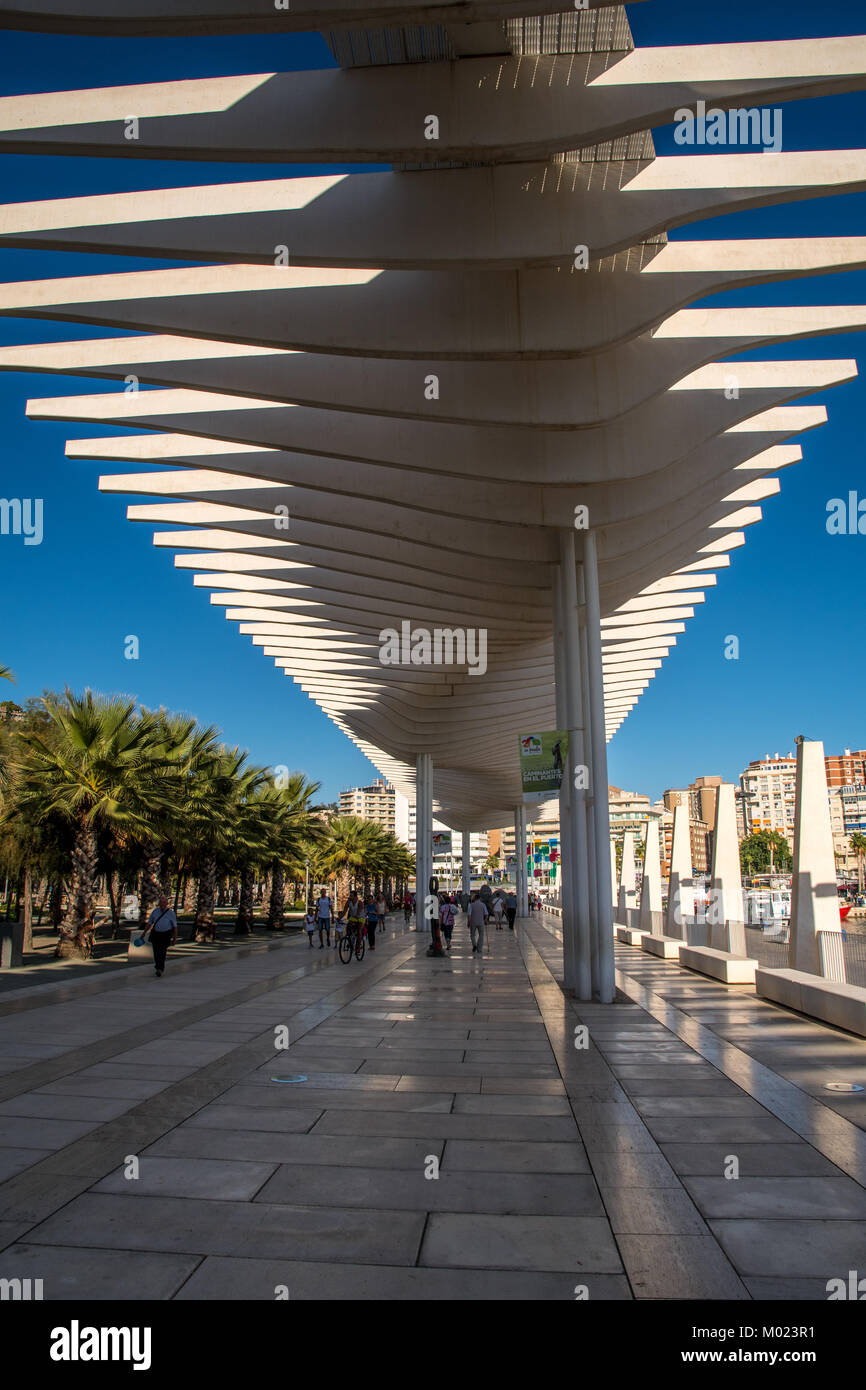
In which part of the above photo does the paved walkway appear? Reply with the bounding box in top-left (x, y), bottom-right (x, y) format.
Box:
top-left (0, 911), bottom-right (863, 1299)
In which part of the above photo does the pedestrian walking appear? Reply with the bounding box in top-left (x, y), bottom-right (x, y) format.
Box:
top-left (315, 889), bottom-right (332, 948)
top-left (467, 894), bottom-right (488, 955)
top-left (403, 892), bottom-right (413, 924)
top-left (439, 896), bottom-right (455, 950)
top-left (365, 895), bottom-right (379, 950)
top-left (304, 907), bottom-right (317, 947)
top-left (376, 891), bottom-right (387, 936)
top-left (493, 896), bottom-right (506, 931)
top-left (143, 894), bottom-right (177, 978)
top-left (506, 889), bottom-right (517, 930)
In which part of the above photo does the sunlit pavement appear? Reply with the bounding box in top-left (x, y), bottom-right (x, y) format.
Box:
top-left (0, 910), bottom-right (863, 1299)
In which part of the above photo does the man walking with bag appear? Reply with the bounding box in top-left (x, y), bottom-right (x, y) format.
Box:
top-left (144, 894), bottom-right (178, 978)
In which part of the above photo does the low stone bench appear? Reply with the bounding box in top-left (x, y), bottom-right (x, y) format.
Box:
top-left (679, 944), bottom-right (757, 984)
top-left (616, 925), bottom-right (649, 945)
top-left (641, 934), bottom-right (685, 959)
top-left (756, 967), bottom-right (866, 1037)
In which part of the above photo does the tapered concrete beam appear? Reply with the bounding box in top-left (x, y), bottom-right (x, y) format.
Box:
top-left (709, 782), bottom-right (747, 954)
top-left (1, 40), bottom-right (866, 163)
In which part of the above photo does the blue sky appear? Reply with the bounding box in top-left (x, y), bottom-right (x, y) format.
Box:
top-left (0, 1), bottom-right (864, 806)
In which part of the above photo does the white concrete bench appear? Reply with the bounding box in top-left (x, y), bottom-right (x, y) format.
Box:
top-left (679, 944), bottom-right (757, 984)
top-left (616, 924), bottom-right (649, 946)
top-left (756, 967), bottom-right (866, 1037)
top-left (641, 934), bottom-right (685, 959)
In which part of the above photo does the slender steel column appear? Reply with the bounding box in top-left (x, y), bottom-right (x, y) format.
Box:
top-left (578, 560), bottom-right (600, 997)
top-left (553, 575), bottom-right (577, 989)
top-left (461, 830), bottom-right (471, 898)
top-left (584, 530), bottom-right (616, 1003)
top-left (415, 753), bottom-right (433, 932)
top-left (514, 811), bottom-right (528, 917)
top-left (558, 529), bottom-right (592, 999)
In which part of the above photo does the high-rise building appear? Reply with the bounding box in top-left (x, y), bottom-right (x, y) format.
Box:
top-left (825, 749), bottom-right (866, 787)
top-left (338, 777), bottom-right (396, 834)
top-left (737, 752), bottom-right (798, 848)
top-left (661, 785), bottom-right (713, 876)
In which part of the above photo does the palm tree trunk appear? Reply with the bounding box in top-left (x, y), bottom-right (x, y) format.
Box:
top-left (194, 852), bottom-right (217, 942)
top-left (235, 865), bottom-right (255, 935)
top-left (56, 818), bottom-right (97, 959)
top-left (267, 862), bottom-right (285, 930)
top-left (139, 843), bottom-right (161, 928)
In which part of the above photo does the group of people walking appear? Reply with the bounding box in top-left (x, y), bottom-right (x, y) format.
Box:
top-left (304, 888), bottom-right (388, 952)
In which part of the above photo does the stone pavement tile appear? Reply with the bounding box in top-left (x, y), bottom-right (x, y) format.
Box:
top-left (93, 1157), bottom-right (278, 1201)
top-left (255, 1164), bottom-right (604, 1216)
top-left (183, 1105), bottom-right (323, 1134)
top-left (34, 1077), bottom-right (170, 1101)
top-left (27, 1193), bottom-right (426, 1265)
top-left (0, 1094), bottom-right (141, 1123)
top-left (442, 1140), bottom-right (590, 1174)
top-left (452, 1094), bottom-right (571, 1116)
top-left (174, 1256), bottom-right (632, 1300)
top-left (0, 1117), bottom-right (100, 1149)
top-left (147, 1127), bottom-right (444, 1168)
top-left (360, 1058), bottom-right (558, 1078)
top-left (256, 1068), bottom-right (397, 1090)
top-left (588, 1152), bottom-right (682, 1189)
top-left (420, 1213), bottom-right (622, 1273)
top-left (684, 1176), bottom-right (866, 1221)
top-left (395, 1075), bottom-right (481, 1093)
top-left (579, 1126), bottom-right (663, 1157)
top-left (659, 1143), bottom-right (841, 1178)
top-left (631, 1096), bottom-right (769, 1118)
top-left (312, 1110), bottom-right (578, 1141)
top-left (644, 1117), bottom-right (796, 1144)
top-left (601, 1187), bottom-right (708, 1235)
top-left (621, 1078), bottom-right (746, 1098)
top-left (617, 1234), bottom-right (749, 1299)
top-left (209, 1085), bottom-right (454, 1114)
top-left (709, 1218), bottom-right (866, 1279)
top-left (570, 1102), bottom-right (644, 1126)
top-left (743, 1276), bottom-right (838, 1300)
top-left (83, 1062), bottom-right (203, 1081)
top-left (0, 1243), bottom-right (201, 1299)
top-left (480, 1077), bottom-right (566, 1095)
top-left (279, 1055), bottom-right (362, 1073)
top-left (0, 1147), bottom-right (53, 1182)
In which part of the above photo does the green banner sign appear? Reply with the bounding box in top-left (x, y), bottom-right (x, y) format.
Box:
top-left (518, 730), bottom-right (569, 802)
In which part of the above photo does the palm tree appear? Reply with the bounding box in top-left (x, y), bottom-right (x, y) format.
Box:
top-left (0, 665), bottom-right (14, 683)
top-left (322, 814), bottom-right (373, 907)
top-left (850, 833), bottom-right (866, 893)
top-left (8, 690), bottom-right (175, 958)
top-left (262, 772), bottom-right (322, 930)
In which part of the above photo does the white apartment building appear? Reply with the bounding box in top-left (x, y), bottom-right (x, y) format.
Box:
top-left (738, 752), bottom-right (798, 846)
top-left (338, 777), bottom-right (396, 834)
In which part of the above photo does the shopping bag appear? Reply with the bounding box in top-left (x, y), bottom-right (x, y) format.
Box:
top-left (127, 931), bottom-right (153, 964)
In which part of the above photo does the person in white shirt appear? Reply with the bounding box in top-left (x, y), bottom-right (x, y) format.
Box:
top-left (376, 893), bottom-right (387, 936)
top-left (493, 896), bottom-right (506, 931)
top-left (304, 909), bottom-right (317, 947)
top-left (316, 890), bottom-right (332, 949)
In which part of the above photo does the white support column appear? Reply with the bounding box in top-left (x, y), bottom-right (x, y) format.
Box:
top-left (789, 737), bottom-right (845, 981)
top-left (553, 576), bottom-right (577, 987)
top-left (415, 753), bottom-right (433, 933)
top-left (584, 530), bottom-right (616, 1002)
top-left (709, 783), bottom-right (747, 954)
top-left (617, 830), bottom-right (637, 923)
top-left (514, 804), bottom-right (528, 918)
top-left (558, 529), bottom-right (592, 999)
top-left (666, 801), bottom-right (694, 940)
top-left (639, 817), bottom-right (663, 935)
top-left (610, 838), bottom-right (618, 914)
top-left (577, 562), bottom-right (599, 996)
top-left (461, 830), bottom-right (471, 900)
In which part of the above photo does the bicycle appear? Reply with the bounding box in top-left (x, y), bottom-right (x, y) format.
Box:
top-left (339, 921), bottom-right (366, 962)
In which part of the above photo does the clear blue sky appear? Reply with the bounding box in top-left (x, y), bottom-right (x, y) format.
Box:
top-left (0, 0), bottom-right (864, 806)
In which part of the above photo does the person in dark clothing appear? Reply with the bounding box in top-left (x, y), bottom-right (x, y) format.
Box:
top-left (144, 895), bottom-right (178, 977)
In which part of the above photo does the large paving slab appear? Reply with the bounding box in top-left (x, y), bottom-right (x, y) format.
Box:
top-left (0, 911), bottom-right (863, 1299)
